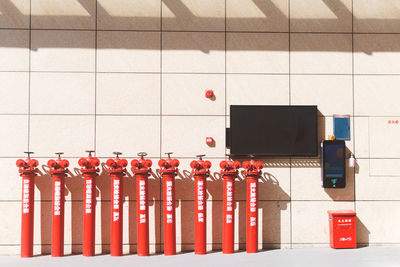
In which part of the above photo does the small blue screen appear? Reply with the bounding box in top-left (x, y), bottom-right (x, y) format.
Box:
top-left (334, 117), bottom-right (350, 140)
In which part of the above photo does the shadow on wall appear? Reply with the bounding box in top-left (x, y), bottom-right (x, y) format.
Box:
top-left (96, 163), bottom-right (162, 255)
top-left (357, 217), bottom-right (370, 248)
top-left (35, 166), bottom-right (52, 255)
top-left (175, 169), bottom-right (194, 252)
top-left (30, 109), bottom-right (365, 254)
top-left (64, 168), bottom-right (83, 254)
top-left (174, 166), bottom-right (289, 252)
top-left (35, 165), bottom-right (84, 254)
top-left (237, 171), bottom-right (290, 251)
top-left (96, 163), bottom-right (110, 254)
top-left (0, 0), bottom-right (398, 54)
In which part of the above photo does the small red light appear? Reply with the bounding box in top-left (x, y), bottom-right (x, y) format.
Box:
top-left (205, 90), bottom-right (214, 99)
top-left (206, 137), bottom-right (214, 145)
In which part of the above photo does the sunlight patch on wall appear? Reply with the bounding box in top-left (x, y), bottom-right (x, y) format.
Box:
top-left (31, 0), bottom-right (90, 16)
top-left (98, 0), bottom-right (160, 18)
top-left (354, 0), bottom-right (400, 19)
top-left (291, 0), bottom-right (348, 19)
top-left (0, 0), bottom-right (30, 15)
top-left (227, 0), bottom-right (287, 19)
top-left (162, 0), bottom-right (225, 19)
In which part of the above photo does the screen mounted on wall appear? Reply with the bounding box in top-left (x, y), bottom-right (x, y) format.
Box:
top-left (229, 105), bottom-right (318, 157)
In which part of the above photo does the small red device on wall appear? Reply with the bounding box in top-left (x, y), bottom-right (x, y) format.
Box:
top-left (206, 137), bottom-right (214, 145)
top-left (205, 90), bottom-right (214, 99)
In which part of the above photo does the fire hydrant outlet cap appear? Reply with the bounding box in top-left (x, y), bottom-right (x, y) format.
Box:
top-left (47, 159), bottom-right (57, 168)
top-left (158, 159), bottom-right (167, 168)
top-left (220, 161), bottom-right (228, 169)
top-left (28, 159), bottom-right (39, 168)
top-left (171, 159), bottom-right (180, 167)
top-left (16, 159), bottom-right (26, 168)
top-left (190, 161), bottom-right (200, 169)
top-left (106, 159), bottom-right (116, 168)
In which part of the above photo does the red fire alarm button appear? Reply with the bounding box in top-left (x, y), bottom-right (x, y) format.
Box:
top-left (206, 137), bottom-right (214, 145)
top-left (205, 90), bottom-right (214, 99)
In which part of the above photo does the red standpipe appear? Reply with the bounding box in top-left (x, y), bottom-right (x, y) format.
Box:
top-left (106, 152), bottom-right (128, 256)
top-left (158, 152), bottom-right (179, 256)
top-left (47, 152), bottom-right (70, 257)
top-left (16, 152), bottom-right (39, 258)
top-left (78, 150), bottom-right (100, 257)
top-left (243, 159), bottom-right (264, 253)
top-left (131, 152), bottom-right (152, 256)
top-left (220, 157), bottom-right (241, 254)
top-left (190, 155), bottom-right (212, 255)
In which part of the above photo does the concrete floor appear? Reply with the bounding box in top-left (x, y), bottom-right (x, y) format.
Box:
top-left (1, 247), bottom-right (399, 267)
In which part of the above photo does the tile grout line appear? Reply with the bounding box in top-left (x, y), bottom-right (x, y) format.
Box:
top-left (2, 199), bottom-right (399, 203)
top-left (225, 0), bottom-right (227, 159)
top-left (27, 0), bottom-right (32, 152)
top-left (4, 27), bottom-right (400, 35)
top-left (94, 0), bottom-right (98, 155)
top-left (3, 114), bottom-right (400, 118)
top-left (288, 0), bottom-right (293, 249)
top-left (159, 0), bottom-right (163, 252)
top-left (351, 0), bottom-right (357, 213)
top-left (6, 70), bottom-right (400, 76)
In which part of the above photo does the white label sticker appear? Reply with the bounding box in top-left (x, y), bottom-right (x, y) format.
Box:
top-left (54, 181), bottom-right (61, 216)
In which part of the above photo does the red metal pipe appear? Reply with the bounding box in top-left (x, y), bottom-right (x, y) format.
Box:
top-left (106, 152), bottom-right (127, 256)
top-left (220, 157), bottom-right (241, 254)
top-left (131, 152), bottom-right (152, 256)
top-left (190, 155), bottom-right (211, 255)
top-left (78, 151), bottom-right (100, 256)
top-left (243, 159), bottom-right (264, 253)
top-left (158, 152), bottom-right (179, 256)
top-left (47, 152), bottom-right (69, 257)
top-left (17, 152), bottom-right (39, 258)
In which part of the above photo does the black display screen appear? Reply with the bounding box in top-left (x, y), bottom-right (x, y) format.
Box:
top-left (229, 105), bottom-right (318, 156)
top-left (322, 140), bottom-right (346, 188)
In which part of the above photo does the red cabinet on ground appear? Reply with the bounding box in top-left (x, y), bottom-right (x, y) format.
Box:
top-left (328, 210), bottom-right (357, 249)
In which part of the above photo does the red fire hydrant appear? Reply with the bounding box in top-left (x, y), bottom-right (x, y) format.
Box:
top-left (106, 152), bottom-right (128, 256)
top-left (47, 152), bottom-right (69, 257)
top-left (220, 156), bottom-right (241, 254)
top-left (78, 150), bottom-right (100, 257)
top-left (158, 152), bottom-right (179, 256)
top-left (131, 152), bottom-right (152, 256)
top-left (190, 155), bottom-right (212, 255)
top-left (16, 152), bottom-right (39, 258)
top-left (243, 158), bottom-right (264, 253)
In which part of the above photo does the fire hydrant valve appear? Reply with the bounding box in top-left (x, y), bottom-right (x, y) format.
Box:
top-left (243, 158), bottom-right (264, 254)
top-left (106, 152), bottom-right (127, 256)
top-left (191, 154), bottom-right (212, 255)
top-left (78, 150), bottom-right (100, 173)
top-left (159, 152), bottom-right (179, 256)
top-left (17, 152), bottom-right (39, 258)
top-left (132, 152), bottom-right (152, 256)
top-left (47, 152), bottom-right (69, 257)
top-left (47, 153), bottom-right (69, 175)
top-left (78, 150), bottom-right (100, 257)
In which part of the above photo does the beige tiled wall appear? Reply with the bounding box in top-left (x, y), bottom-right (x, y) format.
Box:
top-left (1, 0), bottom-right (400, 255)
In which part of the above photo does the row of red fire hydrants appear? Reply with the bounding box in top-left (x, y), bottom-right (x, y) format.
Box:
top-left (16, 151), bottom-right (264, 258)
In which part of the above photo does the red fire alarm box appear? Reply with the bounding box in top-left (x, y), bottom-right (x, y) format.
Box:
top-left (328, 210), bottom-right (357, 249)
top-left (206, 137), bottom-right (214, 145)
